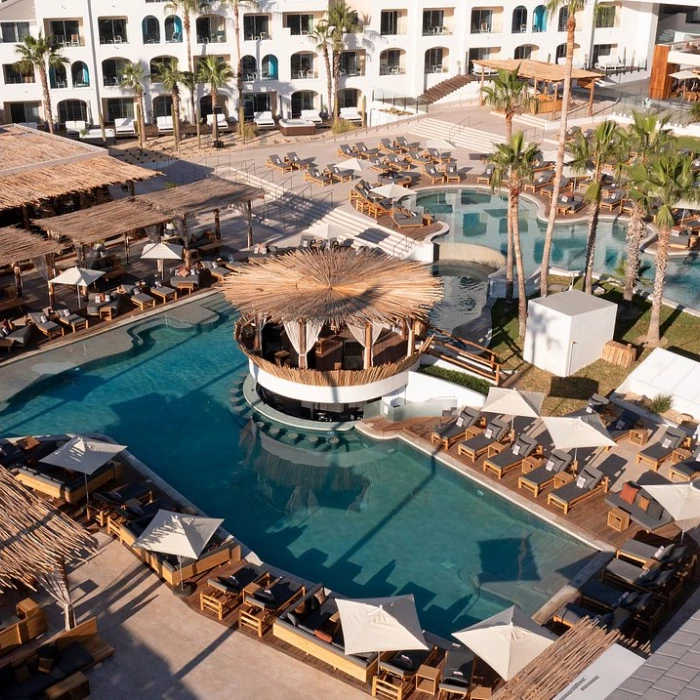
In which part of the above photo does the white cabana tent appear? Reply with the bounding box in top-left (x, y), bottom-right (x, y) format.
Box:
top-left (616, 348), bottom-right (700, 420)
top-left (133, 510), bottom-right (223, 594)
top-left (49, 267), bottom-right (105, 308)
top-left (141, 242), bottom-right (183, 281)
top-left (524, 290), bottom-right (617, 377)
top-left (335, 595), bottom-right (428, 656)
top-left (453, 606), bottom-right (555, 681)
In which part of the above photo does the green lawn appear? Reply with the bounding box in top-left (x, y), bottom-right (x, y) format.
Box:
top-left (489, 287), bottom-right (700, 416)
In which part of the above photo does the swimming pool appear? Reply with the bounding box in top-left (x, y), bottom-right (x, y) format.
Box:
top-left (418, 188), bottom-right (700, 310)
top-left (430, 261), bottom-right (489, 334)
top-left (0, 300), bottom-right (593, 637)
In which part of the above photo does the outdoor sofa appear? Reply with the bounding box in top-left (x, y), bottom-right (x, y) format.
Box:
top-left (239, 575), bottom-right (306, 637)
top-left (605, 470), bottom-right (673, 532)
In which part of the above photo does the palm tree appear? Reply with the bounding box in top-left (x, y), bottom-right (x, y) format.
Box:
top-left (151, 58), bottom-right (185, 146)
top-left (567, 120), bottom-right (625, 294)
top-left (327, 0), bottom-right (359, 123)
top-left (481, 66), bottom-right (529, 141)
top-left (310, 21), bottom-right (333, 119)
top-left (689, 102), bottom-right (700, 124)
top-left (120, 61), bottom-right (147, 149)
top-left (14, 33), bottom-right (67, 134)
top-left (197, 56), bottom-right (233, 145)
top-left (489, 132), bottom-right (540, 337)
top-left (628, 154), bottom-right (700, 345)
top-left (623, 111), bottom-right (673, 305)
top-left (539, 0), bottom-right (585, 297)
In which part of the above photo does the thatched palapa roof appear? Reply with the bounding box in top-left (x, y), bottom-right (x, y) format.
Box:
top-left (223, 249), bottom-right (443, 326)
top-left (0, 465), bottom-right (95, 591)
top-left (474, 58), bottom-right (600, 83)
top-left (0, 226), bottom-right (65, 266)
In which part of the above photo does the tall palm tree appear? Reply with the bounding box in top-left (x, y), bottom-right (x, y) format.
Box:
top-left (151, 58), bottom-right (185, 146)
top-left (327, 0), bottom-right (359, 123)
top-left (310, 21), bottom-right (333, 119)
top-left (539, 0), bottom-right (585, 297)
top-left (623, 111), bottom-right (673, 305)
top-left (196, 56), bottom-right (233, 145)
top-left (628, 154), bottom-right (700, 345)
top-left (229, 0), bottom-right (257, 134)
top-left (481, 66), bottom-right (529, 141)
top-left (120, 61), bottom-right (147, 149)
top-left (567, 120), bottom-right (625, 294)
top-left (489, 132), bottom-right (540, 337)
top-left (14, 33), bottom-right (67, 134)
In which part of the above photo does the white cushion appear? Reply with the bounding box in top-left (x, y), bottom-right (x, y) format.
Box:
top-left (512, 444), bottom-right (521, 456)
top-left (546, 459), bottom-right (555, 471)
top-left (662, 438), bottom-right (672, 449)
top-left (576, 476), bottom-right (587, 488)
top-left (484, 428), bottom-right (493, 439)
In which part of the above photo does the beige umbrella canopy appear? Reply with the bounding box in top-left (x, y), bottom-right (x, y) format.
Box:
top-left (221, 248), bottom-right (443, 326)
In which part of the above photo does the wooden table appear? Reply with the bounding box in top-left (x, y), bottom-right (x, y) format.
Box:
top-left (553, 472), bottom-right (574, 489)
top-left (46, 671), bottom-right (90, 700)
top-left (629, 428), bottom-right (650, 446)
top-left (274, 350), bottom-right (290, 366)
top-left (607, 506), bottom-right (631, 532)
top-left (16, 597), bottom-right (40, 619)
top-left (150, 286), bottom-right (177, 304)
top-left (521, 455), bottom-right (544, 474)
top-left (415, 665), bottom-right (441, 695)
top-left (487, 442), bottom-right (508, 458)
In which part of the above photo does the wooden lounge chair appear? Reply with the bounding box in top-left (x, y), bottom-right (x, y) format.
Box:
top-left (238, 576), bottom-right (306, 637)
top-left (424, 165), bottom-right (446, 184)
top-left (542, 176), bottom-right (572, 199)
top-left (385, 154), bottom-right (411, 171)
top-left (578, 580), bottom-right (662, 633)
top-left (424, 148), bottom-right (452, 163)
top-left (669, 445), bottom-right (700, 481)
top-left (616, 538), bottom-right (689, 567)
top-left (670, 229), bottom-right (692, 249)
top-left (286, 152), bottom-right (312, 170)
top-left (547, 465), bottom-right (607, 515)
top-left (556, 194), bottom-right (585, 215)
top-left (457, 418), bottom-right (509, 463)
top-left (602, 558), bottom-right (684, 606)
top-left (200, 563), bottom-right (269, 621)
top-left (368, 156), bottom-right (389, 172)
top-left (430, 408), bottom-right (483, 450)
top-left (337, 143), bottom-right (356, 158)
top-left (391, 207), bottom-right (425, 228)
top-left (407, 151), bottom-right (432, 165)
top-left (518, 449), bottom-right (573, 497)
top-left (130, 290), bottom-right (157, 310)
top-left (438, 645), bottom-right (475, 698)
top-left (524, 170), bottom-right (554, 193)
top-left (304, 167), bottom-right (333, 187)
top-left (483, 435), bottom-right (538, 480)
top-left (442, 163), bottom-right (465, 183)
top-left (27, 312), bottom-right (64, 339)
top-left (551, 602), bottom-right (614, 631)
top-left (476, 165), bottom-right (495, 185)
top-left (267, 155), bottom-right (293, 172)
top-left (606, 410), bottom-right (641, 443)
top-left (380, 137), bottom-right (402, 154)
top-left (328, 164), bottom-right (353, 182)
top-left (600, 190), bottom-right (624, 211)
top-left (636, 427), bottom-right (686, 470)
top-left (395, 136), bottom-right (419, 151)
top-left (355, 142), bottom-right (379, 159)
top-left (52, 307), bottom-right (88, 332)
top-left (373, 646), bottom-right (439, 700)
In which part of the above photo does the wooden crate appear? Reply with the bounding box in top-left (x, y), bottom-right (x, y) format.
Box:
top-left (601, 340), bottom-right (637, 368)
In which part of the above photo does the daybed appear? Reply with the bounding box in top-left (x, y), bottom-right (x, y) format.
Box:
top-left (547, 465), bottom-right (607, 515)
top-left (605, 471), bottom-right (673, 532)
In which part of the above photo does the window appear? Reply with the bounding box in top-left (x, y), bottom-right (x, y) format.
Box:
top-left (291, 52), bottom-right (316, 79)
top-left (0, 22), bottom-right (30, 43)
top-left (241, 56), bottom-right (257, 79)
top-left (58, 99), bottom-right (87, 123)
top-left (514, 45), bottom-right (533, 60)
top-left (558, 8), bottom-right (568, 32)
top-left (3, 63), bottom-right (34, 83)
top-left (555, 44), bottom-right (567, 62)
top-left (49, 20), bottom-right (81, 46)
top-left (72, 61), bottom-right (89, 87)
top-left (142, 16), bottom-right (160, 43)
top-left (150, 56), bottom-right (177, 80)
top-left (152, 95), bottom-right (173, 119)
top-left (49, 64), bottom-right (68, 89)
top-left (243, 92), bottom-right (270, 118)
top-left (686, 8), bottom-right (700, 24)
top-left (285, 14), bottom-right (313, 36)
top-left (512, 7), bottom-right (527, 33)
top-left (380, 49), bottom-right (404, 75)
top-left (165, 16), bottom-right (182, 42)
top-left (595, 5), bottom-right (616, 28)
top-left (425, 48), bottom-right (445, 73)
top-left (337, 88), bottom-right (359, 109)
top-left (98, 18), bottom-right (128, 44)
top-left (243, 15), bottom-right (270, 40)
top-left (341, 51), bottom-right (362, 77)
top-left (291, 91), bottom-right (315, 117)
top-left (381, 11), bottom-right (398, 35)
top-left (102, 58), bottom-right (128, 86)
top-left (423, 10), bottom-right (445, 35)
top-left (261, 55), bottom-right (278, 80)
top-left (8, 102), bottom-right (40, 124)
top-left (105, 98), bottom-right (133, 122)
top-left (592, 44), bottom-right (612, 65)
top-left (471, 10), bottom-right (493, 33)
top-left (468, 47), bottom-right (490, 72)
top-left (196, 16), bottom-right (226, 43)
top-left (533, 5), bottom-right (547, 32)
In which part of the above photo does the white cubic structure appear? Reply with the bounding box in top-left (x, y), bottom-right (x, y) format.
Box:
top-left (523, 289), bottom-right (617, 377)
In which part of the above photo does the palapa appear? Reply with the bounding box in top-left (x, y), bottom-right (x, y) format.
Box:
top-left (473, 58), bottom-right (600, 83)
top-left (223, 248), bottom-right (443, 326)
top-left (0, 226), bottom-right (65, 266)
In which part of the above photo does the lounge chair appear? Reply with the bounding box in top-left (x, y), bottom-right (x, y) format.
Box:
top-left (207, 113), bottom-right (230, 131)
top-left (339, 106), bottom-right (362, 123)
top-left (547, 465), bottom-right (607, 515)
top-left (156, 115), bottom-right (174, 134)
top-left (201, 259), bottom-right (232, 281)
top-left (114, 117), bottom-right (136, 137)
top-left (636, 427), bottom-right (685, 470)
top-left (483, 435), bottom-right (538, 480)
top-left (606, 470), bottom-right (673, 532)
top-left (551, 602), bottom-right (614, 630)
top-left (600, 190), bottom-right (624, 211)
top-left (0, 321), bottom-right (32, 350)
top-left (336, 143), bottom-right (356, 158)
top-left (431, 407), bottom-right (484, 449)
top-left (267, 154), bottom-right (293, 172)
top-left (616, 538), bottom-right (689, 567)
top-left (476, 165), bottom-right (495, 185)
top-left (380, 138), bottom-right (402, 154)
top-left (579, 580), bottom-right (663, 633)
top-left (524, 170), bottom-right (554, 193)
top-left (52, 306), bottom-right (88, 332)
top-left (368, 156), bottom-right (389, 172)
top-left (443, 163), bottom-right (465, 183)
top-left (328, 164), bottom-right (354, 182)
top-left (602, 559), bottom-right (683, 605)
top-left (438, 645), bottom-right (475, 698)
top-left (556, 194), bottom-right (585, 214)
top-left (669, 445), bottom-right (700, 481)
top-left (286, 152), bottom-right (313, 170)
top-left (27, 312), bottom-right (64, 339)
top-left (407, 151), bottom-right (432, 165)
top-left (607, 410), bottom-right (641, 443)
top-left (670, 229), bottom-right (691, 249)
top-left (93, 482), bottom-right (152, 509)
top-left (200, 563), bottom-right (269, 620)
top-left (532, 157), bottom-right (555, 172)
top-left (65, 120), bottom-right (87, 135)
top-left (253, 111), bottom-right (276, 129)
top-left (518, 449), bottom-right (573, 497)
top-left (391, 207), bottom-right (425, 228)
top-left (457, 417), bottom-right (509, 462)
top-left (129, 288), bottom-right (157, 310)
top-left (586, 393), bottom-right (610, 415)
top-left (238, 576), bottom-right (306, 637)
top-left (424, 148), bottom-right (452, 163)
top-left (170, 272), bottom-right (200, 294)
top-left (395, 136), bottom-right (420, 151)
top-left (541, 176), bottom-right (572, 199)
top-left (303, 167), bottom-right (333, 187)
top-left (424, 165), bottom-right (446, 184)
top-left (385, 154), bottom-right (411, 171)
top-left (566, 126), bottom-right (582, 139)
top-left (355, 142), bottom-right (379, 158)
top-left (300, 109), bottom-right (323, 124)
top-left (373, 647), bottom-right (438, 699)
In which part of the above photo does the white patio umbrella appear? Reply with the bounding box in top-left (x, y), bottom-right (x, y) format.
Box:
top-left (482, 388), bottom-right (544, 430)
top-left (370, 184), bottom-right (413, 201)
top-left (305, 222), bottom-right (333, 242)
top-left (337, 157), bottom-right (371, 173)
top-left (669, 70), bottom-right (699, 81)
top-left (643, 481), bottom-right (700, 539)
top-left (40, 436), bottom-right (126, 506)
top-left (49, 267), bottom-right (105, 308)
top-left (141, 242), bottom-right (183, 281)
top-left (132, 509), bottom-right (224, 595)
top-left (336, 595), bottom-right (428, 657)
top-left (543, 415), bottom-right (615, 450)
top-left (453, 606), bottom-right (555, 681)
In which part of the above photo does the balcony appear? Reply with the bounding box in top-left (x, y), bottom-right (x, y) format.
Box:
top-left (291, 53), bottom-right (318, 80)
top-left (243, 15), bottom-right (271, 41)
top-left (196, 16), bottom-right (226, 44)
top-left (423, 9), bottom-right (454, 36)
top-left (98, 18), bottom-right (128, 45)
top-left (380, 65), bottom-right (405, 76)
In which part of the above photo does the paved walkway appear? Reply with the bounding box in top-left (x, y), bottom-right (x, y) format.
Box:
top-left (61, 534), bottom-right (365, 700)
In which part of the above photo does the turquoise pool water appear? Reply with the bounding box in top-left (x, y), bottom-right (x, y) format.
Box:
top-left (0, 301), bottom-right (593, 636)
top-left (418, 188), bottom-right (700, 309)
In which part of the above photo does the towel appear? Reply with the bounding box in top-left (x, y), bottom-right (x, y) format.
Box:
top-left (512, 444), bottom-right (521, 456)
top-left (576, 476), bottom-right (587, 488)
top-left (546, 459), bottom-right (555, 471)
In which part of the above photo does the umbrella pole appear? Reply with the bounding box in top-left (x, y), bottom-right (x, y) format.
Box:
top-left (76, 286), bottom-right (81, 309)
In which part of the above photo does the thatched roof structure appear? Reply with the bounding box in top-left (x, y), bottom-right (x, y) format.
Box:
top-left (223, 249), bottom-right (443, 326)
top-left (0, 226), bottom-right (65, 266)
top-left (474, 58), bottom-right (600, 83)
top-left (0, 465), bottom-right (96, 591)
top-left (0, 124), bottom-right (97, 170)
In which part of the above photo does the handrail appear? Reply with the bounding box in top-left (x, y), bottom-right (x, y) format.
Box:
top-left (447, 115), bottom-right (472, 145)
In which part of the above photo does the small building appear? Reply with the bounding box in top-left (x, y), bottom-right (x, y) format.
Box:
top-left (523, 289), bottom-right (617, 377)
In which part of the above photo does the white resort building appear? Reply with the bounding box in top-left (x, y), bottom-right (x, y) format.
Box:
top-left (0, 0), bottom-right (698, 127)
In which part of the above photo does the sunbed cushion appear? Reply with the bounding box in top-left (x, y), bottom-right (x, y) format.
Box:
top-left (620, 483), bottom-right (639, 504)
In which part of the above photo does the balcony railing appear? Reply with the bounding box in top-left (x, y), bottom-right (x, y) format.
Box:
top-left (198, 33), bottom-right (226, 43)
top-left (425, 64), bottom-right (448, 74)
top-left (423, 25), bottom-right (452, 36)
top-left (380, 66), bottom-right (405, 76)
top-left (292, 69), bottom-right (318, 79)
top-left (53, 35), bottom-right (85, 47)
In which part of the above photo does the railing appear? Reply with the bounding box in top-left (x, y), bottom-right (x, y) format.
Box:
top-left (430, 327), bottom-right (503, 384)
top-left (447, 115), bottom-right (472, 145)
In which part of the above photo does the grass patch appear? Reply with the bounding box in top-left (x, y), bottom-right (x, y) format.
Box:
top-left (419, 365), bottom-right (491, 395)
top-left (675, 135), bottom-right (700, 152)
top-left (489, 288), bottom-right (700, 416)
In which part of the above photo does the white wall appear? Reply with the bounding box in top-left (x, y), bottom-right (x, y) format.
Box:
top-left (568, 306), bottom-right (617, 375)
top-left (403, 370), bottom-right (486, 408)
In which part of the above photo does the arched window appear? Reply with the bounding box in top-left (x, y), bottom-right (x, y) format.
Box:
top-left (558, 7), bottom-right (569, 31)
top-left (241, 55), bottom-right (257, 80)
top-left (102, 58), bottom-right (128, 87)
top-left (261, 55), bottom-right (278, 80)
top-left (71, 61), bottom-right (89, 87)
top-left (165, 15), bottom-right (183, 43)
top-left (152, 95), bottom-right (173, 119)
top-left (49, 63), bottom-right (68, 89)
top-left (555, 44), bottom-right (567, 62)
top-left (150, 56), bottom-right (178, 80)
top-left (514, 45), bottom-right (536, 60)
top-left (425, 48), bottom-right (448, 74)
top-left (200, 94), bottom-right (227, 119)
top-left (58, 99), bottom-right (87, 123)
top-left (142, 16), bottom-right (160, 43)
top-left (379, 49), bottom-right (405, 75)
top-left (291, 52), bottom-right (317, 79)
top-left (337, 88), bottom-right (360, 109)
top-left (291, 90), bottom-right (317, 117)
top-left (533, 5), bottom-right (547, 32)
top-left (512, 6), bottom-right (527, 33)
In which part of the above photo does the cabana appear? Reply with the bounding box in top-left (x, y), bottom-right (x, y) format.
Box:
top-left (474, 58), bottom-right (601, 116)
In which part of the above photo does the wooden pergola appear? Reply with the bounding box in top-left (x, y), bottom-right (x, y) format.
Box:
top-left (474, 58), bottom-right (602, 116)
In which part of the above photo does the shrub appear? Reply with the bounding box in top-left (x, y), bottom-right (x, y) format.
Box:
top-left (240, 122), bottom-right (259, 141)
top-left (164, 181), bottom-right (178, 189)
top-left (647, 393), bottom-right (673, 415)
top-left (419, 365), bottom-right (491, 395)
top-left (331, 119), bottom-right (357, 135)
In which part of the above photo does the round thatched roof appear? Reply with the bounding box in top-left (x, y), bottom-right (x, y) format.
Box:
top-left (222, 249), bottom-right (442, 326)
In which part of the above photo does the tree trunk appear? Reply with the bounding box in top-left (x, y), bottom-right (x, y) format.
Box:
top-left (505, 203), bottom-right (514, 306)
top-left (39, 64), bottom-right (54, 134)
top-left (322, 46), bottom-right (333, 119)
top-left (137, 93), bottom-right (146, 149)
top-left (172, 89), bottom-right (181, 147)
top-left (184, 13), bottom-right (193, 74)
top-left (647, 226), bottom-right (670, 346)
top-left (234, 2), bottom-right (245, 134)
top-left (211, 86), bottom-right (219, 145)
top-left (584, 199), bottom-right (601, 294)
top-left (539, 16), bottom-right (576, 297)
top-left (505, 111), bottom-right (513, 142)
top-left (623, 203), bottom-right (645, 304)
top-left (511, 182), bottom-right (527, 338)
top-left (332, 44), bottom-right (341, 123)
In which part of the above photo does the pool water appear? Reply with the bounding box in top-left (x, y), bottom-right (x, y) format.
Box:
top-left (418, 188), bottom-right (700, 310)
top-left (0, 301), bottom-right (593, 637)
top-left (429, 261), bottom-right (489, 334)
